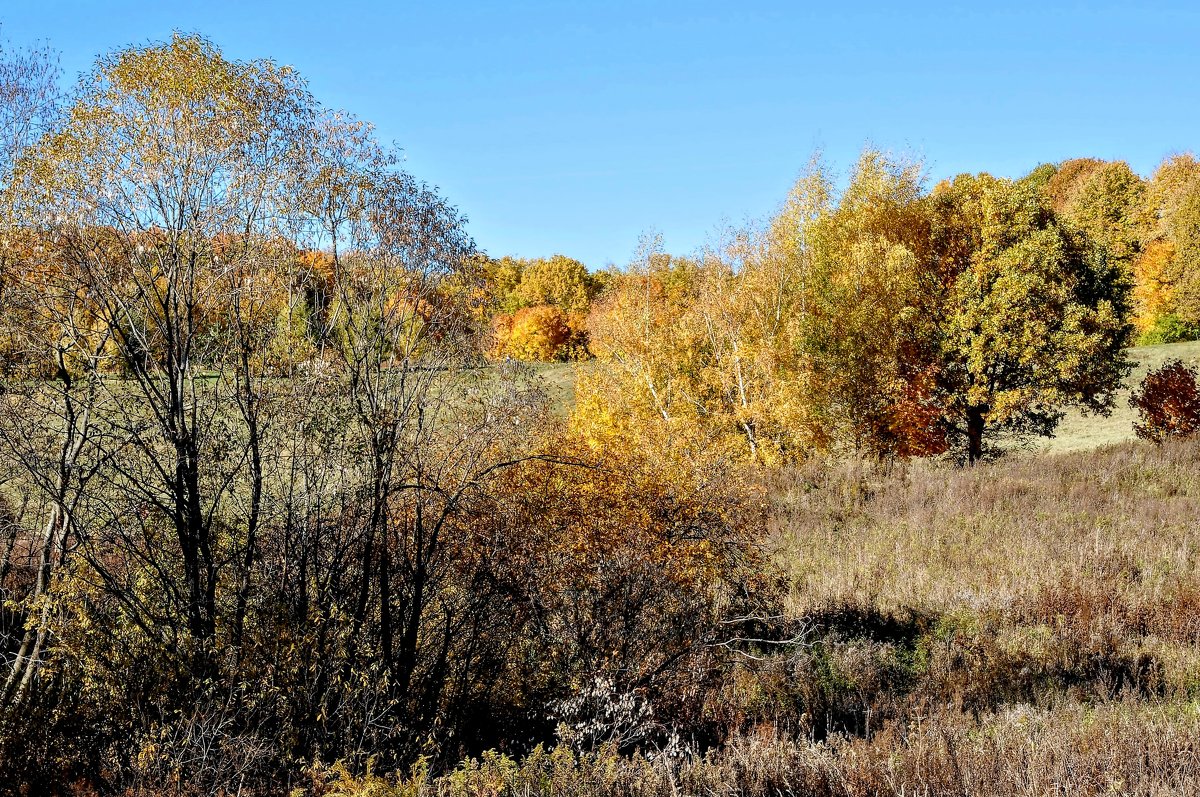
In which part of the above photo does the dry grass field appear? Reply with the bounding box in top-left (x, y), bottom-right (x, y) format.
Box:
top-left (326, 438), bottom-right (1200, 796)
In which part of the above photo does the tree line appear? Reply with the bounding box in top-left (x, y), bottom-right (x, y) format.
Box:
top-left (476, 157), bottom-right (1199, 466)
top-left (577, 156), bottom-right (1135, 465)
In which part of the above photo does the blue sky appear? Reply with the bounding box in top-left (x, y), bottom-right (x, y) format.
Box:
top-left (2, 1), bottom-right (1198, 267)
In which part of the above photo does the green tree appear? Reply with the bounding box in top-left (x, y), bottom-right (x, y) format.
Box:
top-left (508, 253), bottom-right (597, 315)
top-left (933, 173), bottom-right (1133, 463)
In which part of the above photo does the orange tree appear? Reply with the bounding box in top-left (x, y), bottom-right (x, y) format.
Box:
top-left (485, 254), bottom-right (600, 361)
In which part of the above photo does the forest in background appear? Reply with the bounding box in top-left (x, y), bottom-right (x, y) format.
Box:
top-left (486, 149), bottom-right (1200, 464)
top-left (0, 32), bottom-right (1199, 797)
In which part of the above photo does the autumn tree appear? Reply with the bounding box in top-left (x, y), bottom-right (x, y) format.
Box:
top-left (578, 242), bottom-right (743, 461)
top-left (507, 254), bottom-right (597, 314)
top-left (1049, 160), bottom-right (1146, 273)
top-left (766, 159), bottom-right (1130, 464)
top-left (1042, 158), bottom-right (1106, 214)
top-left (8, 34), bottom-right (318, 676)
top-left (580, 220), bottom-right (823, 465)
top-left (490, 436), bottom-right (763, 752)
top-left (1130, 359), bottom-right (1200, 442)
top-left (930, 171), bottom-right (1133, 462)
top-left (492, 303), bottom-right (573, 360)
top-left (0, 32), bottom-right (617, 791)
top-left (787, 152), bottom-right (946, 459)
top-left (0, 32), bottom-right (492, 787)
top-left (0, 36), bottom-right (60, 184)
top-left (580, 153), bottom-right (1133, 466)
top-left (1125, 154), bottom-right (1200, 338)
top-left (486, 253), bottom-right (599, 361)
top-left (0, 37), bottom-right (61, 371)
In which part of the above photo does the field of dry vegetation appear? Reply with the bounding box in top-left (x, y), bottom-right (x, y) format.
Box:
top-left (310, 438), bottom-right (1200, 797)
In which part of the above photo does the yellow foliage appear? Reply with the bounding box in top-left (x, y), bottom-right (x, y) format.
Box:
top-left (577, 247), bottom-right (820, 465)
top-left (507, 254), bottom-right (594, 315)
top-left (492, 304), bottom-right (572, 361)
top-left (1133, 239), bottom-right (1180, 330)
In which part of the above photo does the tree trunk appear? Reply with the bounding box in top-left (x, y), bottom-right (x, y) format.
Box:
top-left (2, 506), bottom-right (62, 704)
top-left (966, 405), bottom-right (986, 465)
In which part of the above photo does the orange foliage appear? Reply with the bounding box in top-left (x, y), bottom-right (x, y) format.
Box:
top-left (1133, 239), bottom-right (1180, 330)
top-left (884, 366), bottom-right (949, 458)
top-left (491, 303), bottom-right (577, 361)
top-left (1042, 158), bottom-right (1105, 214)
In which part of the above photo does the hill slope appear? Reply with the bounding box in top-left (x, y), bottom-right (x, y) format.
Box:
top-left (1036, 338), bottom-right (1200, 453)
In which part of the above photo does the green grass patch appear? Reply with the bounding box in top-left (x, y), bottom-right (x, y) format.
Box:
top-left (1034, 339), bottom-right (1200, 454)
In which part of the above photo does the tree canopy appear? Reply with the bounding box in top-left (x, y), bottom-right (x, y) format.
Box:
top-left (579, 152), bottom-right (1134, 464)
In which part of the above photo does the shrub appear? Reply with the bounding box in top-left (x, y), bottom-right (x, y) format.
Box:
top-left (1130, 359), bottom-right (1200, 442)
top-left (1137, 313), bottom-right (1200, 345)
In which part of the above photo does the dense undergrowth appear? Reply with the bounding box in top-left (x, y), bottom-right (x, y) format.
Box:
top-left (294, 440), bottom-right (1200, 797)
top-left (312, 703), bottom-right (1200, 797)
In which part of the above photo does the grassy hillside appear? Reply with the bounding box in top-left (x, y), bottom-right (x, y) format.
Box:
top-left (345, 439), bottom-right (1200, 796)
top-left (1035, 338), bottom-right (1200, 453)
top-left (531, 361), bottom-right (586, 417)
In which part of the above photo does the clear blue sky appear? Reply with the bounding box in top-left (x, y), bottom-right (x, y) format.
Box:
top-left (2, 1), bottom-right (1198, 268)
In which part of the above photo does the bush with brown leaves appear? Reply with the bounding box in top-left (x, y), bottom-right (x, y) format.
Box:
top-left (1131, 359), bottom-right (1200, 442)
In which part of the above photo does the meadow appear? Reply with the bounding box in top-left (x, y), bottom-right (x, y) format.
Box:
top-left (339, 342), bottom-right (1200, 796)
top-left (1037, 339), bottom-right (1200, 453)
top-left (316, 435), bottom-right (1200, 796)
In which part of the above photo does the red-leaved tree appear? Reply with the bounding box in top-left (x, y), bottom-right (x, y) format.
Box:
top-left (1130, 360), bottom-right (1200, 443)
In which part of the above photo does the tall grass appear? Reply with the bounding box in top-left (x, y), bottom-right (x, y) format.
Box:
top-left (307, 439), bottom-right (1200, 796)
top-left (772, 440), bottom-right (1200, 614)
top-left (312, 703), bottom-right (1200, 796)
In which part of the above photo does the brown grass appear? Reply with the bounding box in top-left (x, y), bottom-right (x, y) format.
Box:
top-left (313, 703), bottom-right (1200, 796)
top-left (771, 440), bottom-right (1200, 614)
top-left (307, 438), bottom-right (1200, 796)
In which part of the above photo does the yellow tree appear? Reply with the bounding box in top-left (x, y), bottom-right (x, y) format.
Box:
top-left (491, 303), bottom-right (572, 361)
top-left (578, 152), bottom-right (943, 465)
top-left (1050, 160), bottom-right (1146, 274)
top-left (1133, 239), bottom-right (1181, 331)
top-left (579, 217), bottom-right (820, 465)
top-left (508, 253), bottom-right (596, 314)
top-left (1132, 154), bottom-right (1200, 338)
top-left (934, 171), bottom-right (1133, 462)
top-left (486, 253), bottom-right (598, 360)
top-left (791, 151), bottom-right (945, 459)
